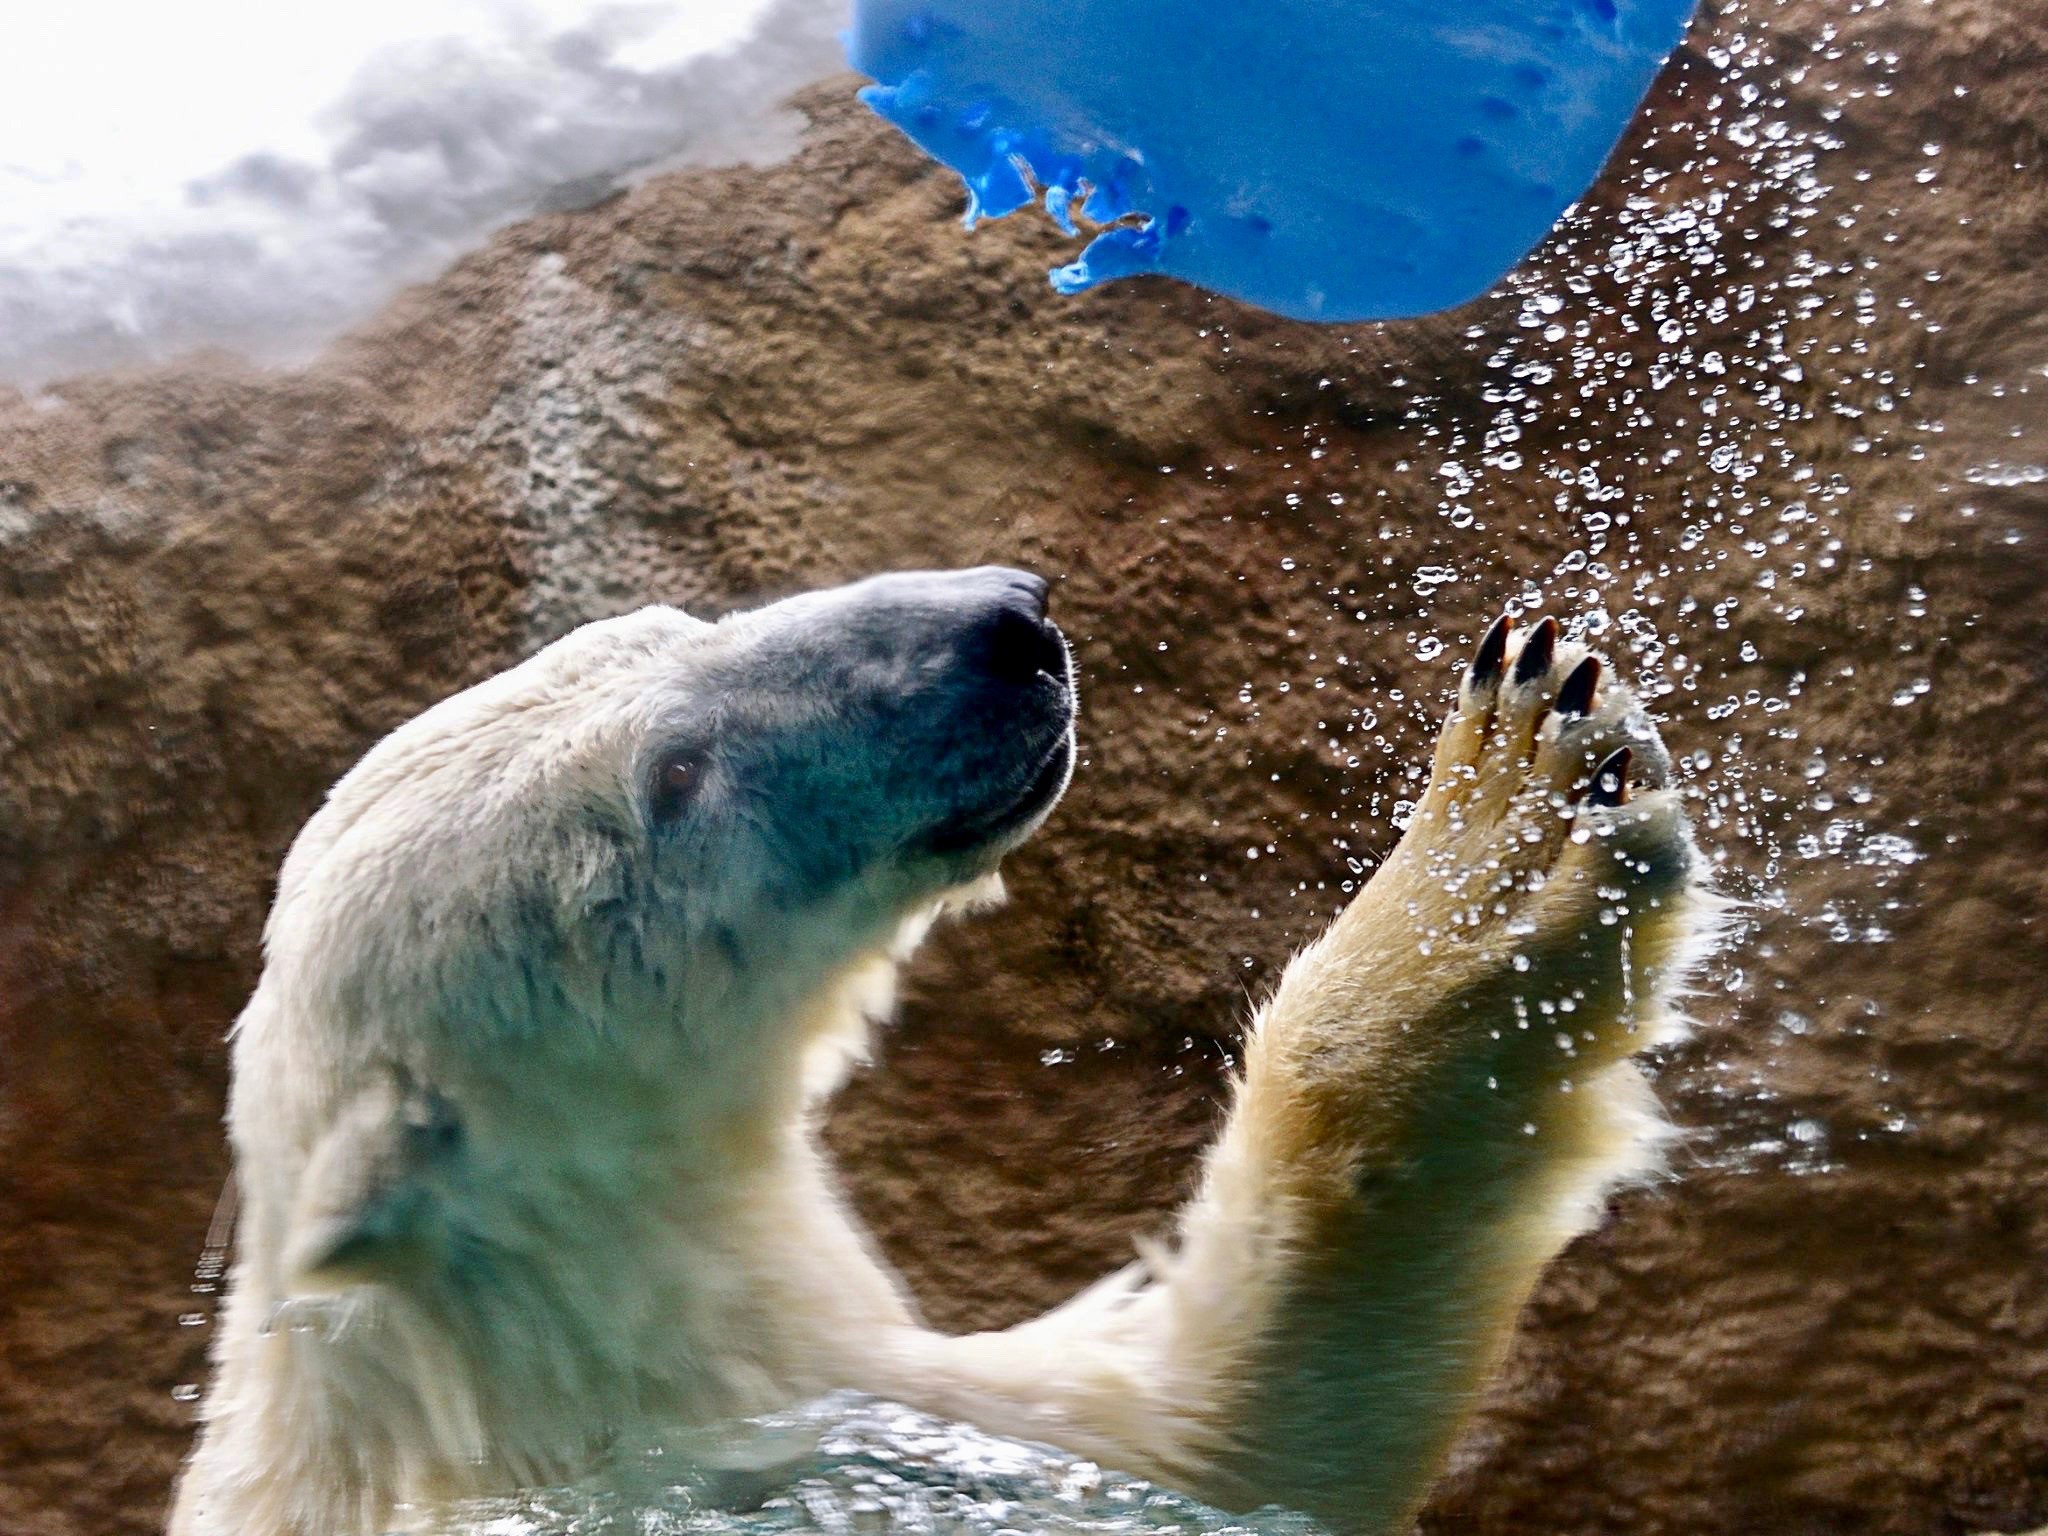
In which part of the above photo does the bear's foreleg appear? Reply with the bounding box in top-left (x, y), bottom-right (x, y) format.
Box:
top-left (897, 614), bottom-right (1715, 1533)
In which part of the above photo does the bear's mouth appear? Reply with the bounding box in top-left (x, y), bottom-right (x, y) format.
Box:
top-left (919, 609), bottom-right (1077, 861)
top-left (921, 727), bottom-right (1076, 859)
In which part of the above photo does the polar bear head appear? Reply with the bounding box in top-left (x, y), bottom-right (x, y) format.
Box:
top-left (226, 567), bottom-right (1072, 1311)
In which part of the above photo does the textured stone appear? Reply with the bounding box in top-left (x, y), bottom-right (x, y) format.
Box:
top-left (1, 0), bottom-right (2044, 1531)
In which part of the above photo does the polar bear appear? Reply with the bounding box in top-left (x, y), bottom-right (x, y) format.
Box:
top-left (169, 567), bottom-right (1712, 1536)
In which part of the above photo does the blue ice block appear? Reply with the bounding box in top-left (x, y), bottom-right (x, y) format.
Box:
top-left (848, 0), bottom-right (1697, 321)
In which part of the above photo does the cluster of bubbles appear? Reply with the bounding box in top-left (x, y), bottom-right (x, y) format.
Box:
top-left (1130, 0), bottom-right (2012, 1177)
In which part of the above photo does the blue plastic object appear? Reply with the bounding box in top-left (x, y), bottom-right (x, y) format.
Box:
top-left (848, 0), bottom-right (1697, 320)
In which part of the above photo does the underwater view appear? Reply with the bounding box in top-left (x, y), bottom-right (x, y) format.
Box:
top-left (0, 0), bottom-right (2042, 1533)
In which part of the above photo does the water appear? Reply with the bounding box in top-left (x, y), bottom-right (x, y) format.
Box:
top-left (98, 0), bottom-right (2039, 1525)
top-left (1182, 0), bottom-right (2038, 1192)
top-left (429, 1395), bottom-right (1322, 1536)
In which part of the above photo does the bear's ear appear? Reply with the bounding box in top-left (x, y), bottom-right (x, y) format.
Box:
top-left (282, 1076), bottom-right (464, 1291)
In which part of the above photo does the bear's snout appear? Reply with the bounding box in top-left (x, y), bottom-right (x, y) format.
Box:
top-left (961, 569), bottom-right (1068, 690)
top-left (792, 563), bottom-right (1071, 718)
top-left (804, 565), bottom-right (1075, 860)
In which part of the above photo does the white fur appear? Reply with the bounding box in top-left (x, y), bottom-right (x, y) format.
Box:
top-left (170, 585), bottom-right (1713, 1536)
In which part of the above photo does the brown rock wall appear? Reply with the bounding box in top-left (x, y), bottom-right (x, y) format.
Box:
top-left (1, 1), bottom-right (2043, 1530)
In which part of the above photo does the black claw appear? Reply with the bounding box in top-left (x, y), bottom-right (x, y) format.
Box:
top-left (1467, 613), bottom-right (1512, 688)
top-left (1556, 655), bottom-right (1602, 718)
top-left (1587, 747), bottom-right (1632, 806)
top-left (1512, 615), bottom-right (1559, 684)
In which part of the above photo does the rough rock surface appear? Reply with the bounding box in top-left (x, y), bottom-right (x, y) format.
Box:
top-left (1, 0), bottom-right (2044, 1532)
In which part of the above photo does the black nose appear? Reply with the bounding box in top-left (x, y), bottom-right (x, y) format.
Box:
top-left (969, 570), bottom-right (1064, 687)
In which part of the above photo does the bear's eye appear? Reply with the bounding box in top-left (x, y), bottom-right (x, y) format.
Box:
top-left (649, 751), bottom-right (704, 825)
